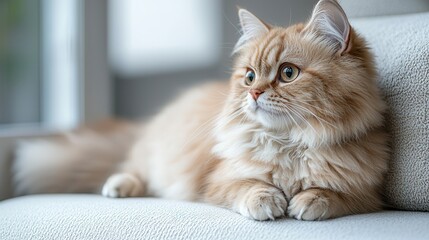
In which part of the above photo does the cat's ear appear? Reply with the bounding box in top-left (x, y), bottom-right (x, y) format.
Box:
top-left (304, 0), bottom-right (351, 55)
top-left (233, 9), bottom-right (270, 54)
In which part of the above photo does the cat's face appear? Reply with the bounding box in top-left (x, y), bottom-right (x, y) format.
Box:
top-left (227, 0), bottom-right (382, 137)
top-left (232, 25), bottom-right (343, 130)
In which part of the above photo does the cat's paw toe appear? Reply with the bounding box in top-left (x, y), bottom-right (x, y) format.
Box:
top-left (101, 173), bottom-right (143, 198)
top-left (288, 189), bottom-right (330, 221)
top-left (239, 187), bottom-right (287, 221)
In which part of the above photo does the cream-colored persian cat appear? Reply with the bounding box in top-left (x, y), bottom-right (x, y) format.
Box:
top-left (13, 0), bottom-right (389, 221)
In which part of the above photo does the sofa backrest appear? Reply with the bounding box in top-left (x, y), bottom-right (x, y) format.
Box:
top-left (350, 11), bottom-right (429, 211)
top-left (340, 0), bottom-right (429, 18)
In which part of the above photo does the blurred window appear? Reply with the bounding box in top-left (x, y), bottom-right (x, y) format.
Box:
top-left (0, 0), bottom-right (81, 130)
top-left (0, 0), bottom-right (41, 125)
top-left (109, 0), bottom-right (221, 77)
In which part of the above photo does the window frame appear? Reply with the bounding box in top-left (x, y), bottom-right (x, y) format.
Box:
top-left (0, 0), bottom-right (111, 133)
top-left (0, 0), bottom-right (111, 200)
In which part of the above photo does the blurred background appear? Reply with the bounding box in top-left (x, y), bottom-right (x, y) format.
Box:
top-left (0, 0), bottom-right (320, 131)
top-left (4, 0), bottom-right (427, 131)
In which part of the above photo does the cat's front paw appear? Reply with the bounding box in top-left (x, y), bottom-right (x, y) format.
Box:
top-left (101, 173), bottom-right (144, 198)
top-left (238, 187), bottom-right (287, 221)
top-left (288, 189), bottom-right (331, 221)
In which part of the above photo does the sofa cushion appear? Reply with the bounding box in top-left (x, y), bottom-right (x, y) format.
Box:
top-left (350, 12), bottom-right (429, 211)
top-left (1, 195), bottom-right (429, 240)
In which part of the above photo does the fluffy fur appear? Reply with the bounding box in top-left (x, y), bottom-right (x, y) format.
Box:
top-left (13, 0), bottom-right (389, 221)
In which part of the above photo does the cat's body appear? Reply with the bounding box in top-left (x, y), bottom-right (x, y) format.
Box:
top-left (13, 0), bottom-right (389, 221)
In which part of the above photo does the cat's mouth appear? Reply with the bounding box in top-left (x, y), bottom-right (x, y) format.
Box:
top-left (247, 99), bottom-right (303, 128)
top-left (254, 103), bottom-right (283, 117)
top-left (246, 97), bottom-right (281, 116)
top-left (246, 96), bottom-right (288, 125)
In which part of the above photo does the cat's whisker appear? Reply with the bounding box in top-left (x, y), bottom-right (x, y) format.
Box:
top-left (275, 106), bottom-right (316, 136)
top-left (265, 85), bottom-right (309, 133)
top-left (281, 106), bottom-right (304, 133)
top-left (275, 95), bottom-right (336, 121)
top-left (277, 98), bottom-right (333, 116)
top-left (213, 106), bottom-right (246, 131)
top-left (288, 104), bottom-right (337, 144)
top-left (292, 99), bottom-right (336, 116)
top-left (277, 111), bottom-right (294, 133)
top-left (289, 103), bottom-right (339, 130)
top-left (287, 104), bottom-right (329, 136)
top-left (238, 113), bottom-right (249, 126)
top-left (284, 106), bottom-right (319, 136)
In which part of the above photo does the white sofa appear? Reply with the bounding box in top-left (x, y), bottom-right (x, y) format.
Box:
top-left (1, 195), bottom-right (428, 240)
top-left (1, 1), bottom-right (428, 239)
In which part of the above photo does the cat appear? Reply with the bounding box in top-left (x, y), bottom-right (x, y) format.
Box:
top-left (13, 0), bottom-right (389, 221)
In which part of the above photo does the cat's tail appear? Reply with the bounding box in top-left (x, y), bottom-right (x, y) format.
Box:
top-left (12, 119), bottom-right (139, 196)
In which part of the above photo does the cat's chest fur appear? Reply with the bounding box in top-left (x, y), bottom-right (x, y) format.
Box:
top-left (214, 124), bottom-right (316, 199)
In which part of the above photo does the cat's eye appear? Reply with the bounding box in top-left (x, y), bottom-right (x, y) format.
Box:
top-left (244, 70), bottom-right (256, 86)
top-left (279, 64), bottom-right (300, 83)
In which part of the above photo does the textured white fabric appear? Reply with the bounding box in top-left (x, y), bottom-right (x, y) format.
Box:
top-left (350, 12), bottom-right (429, 211)
top-left (340, 0), bottom-right (429, 18)
top-left (1, 195), bottom-right (429, 240)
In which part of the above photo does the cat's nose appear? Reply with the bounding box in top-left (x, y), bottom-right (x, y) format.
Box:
top-left (249, 89), bottom-right (264, 100)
